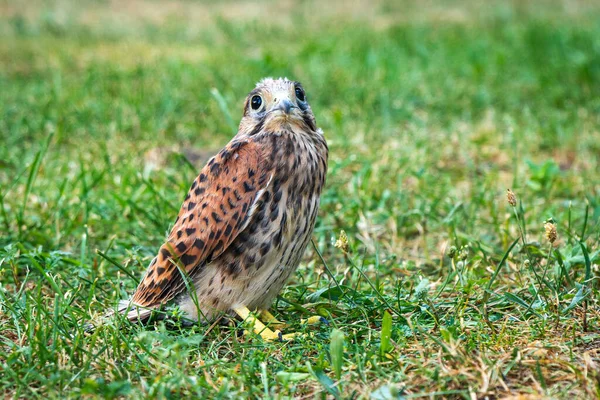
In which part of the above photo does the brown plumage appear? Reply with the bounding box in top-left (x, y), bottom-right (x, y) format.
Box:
top-left (118, 77), bottom-right (328, 324)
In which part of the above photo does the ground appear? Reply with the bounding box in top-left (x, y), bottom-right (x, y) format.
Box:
top-left (1, 0), bottom-right (600, 398)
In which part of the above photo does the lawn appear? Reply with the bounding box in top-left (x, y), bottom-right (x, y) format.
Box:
top-left (1, 0), bottom-right (600, 398)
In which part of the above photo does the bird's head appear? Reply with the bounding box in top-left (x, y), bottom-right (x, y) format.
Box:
top-left (238, 77), bottom-right (317, 136)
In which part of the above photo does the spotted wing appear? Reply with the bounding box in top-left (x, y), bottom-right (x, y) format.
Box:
top-left (129, 139), bottom-right (272, 309)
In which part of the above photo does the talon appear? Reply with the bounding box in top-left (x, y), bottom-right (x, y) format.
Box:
top-left (281, 332), bottom-right (304, 341)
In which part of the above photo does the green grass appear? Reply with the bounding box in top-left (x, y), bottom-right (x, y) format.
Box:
top-left (1, 0), bottom-right (600, 398)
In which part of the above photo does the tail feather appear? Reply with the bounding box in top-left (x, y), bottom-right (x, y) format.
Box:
top-left (116, 300), bottom-right (155, 323)
top-left (84, 300), bottom-right (157, 332)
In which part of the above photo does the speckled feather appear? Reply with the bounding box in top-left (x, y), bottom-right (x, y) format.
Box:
top-left (119, 78), bottom-right (328, 323)
top-left (131, 139), bottom-right (273, 308)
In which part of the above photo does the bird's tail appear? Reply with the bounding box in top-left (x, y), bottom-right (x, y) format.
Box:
top-left (85, 300), bottom-right (156, 332)
top-left (115, 300), bottom-right (156, 323)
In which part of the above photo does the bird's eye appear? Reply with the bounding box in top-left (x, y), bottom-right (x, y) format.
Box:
top-left (250, 95), bottom-right (262, 110)
top-left (295, 87), bottom-right (305, 102)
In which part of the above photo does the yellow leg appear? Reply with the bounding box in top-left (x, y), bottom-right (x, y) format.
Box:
top-left (280, 332), bottom-right (303, 340)
top-left (232, 306), bottom-right (326, 341)
top-left (279, 314), bottom-right (327, 340)
top-left (301, 315), bottom-right (327, 325)
top-left (259, 310), bottom-right (287, 330)
top-left (232, 305), bottom-right (283, 342)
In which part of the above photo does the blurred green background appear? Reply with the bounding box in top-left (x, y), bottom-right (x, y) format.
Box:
top-left (1, 0), bottom-right (600, 398)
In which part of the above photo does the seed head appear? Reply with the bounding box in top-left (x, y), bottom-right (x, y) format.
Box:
top-left (448, 246), bottom-right (457, 258)
top-left (334, 230), bottom-right (349, 253)
top-left (507, 189), bottom-right (517, 207)
top-left (544, 220), bottom-right (557, 244)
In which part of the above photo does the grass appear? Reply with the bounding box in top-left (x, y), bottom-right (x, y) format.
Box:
top-left (1, 0), bottom-right (600, 398)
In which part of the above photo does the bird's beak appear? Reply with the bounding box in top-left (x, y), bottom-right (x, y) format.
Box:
top-left (273, 98), bottom-right (296, 115)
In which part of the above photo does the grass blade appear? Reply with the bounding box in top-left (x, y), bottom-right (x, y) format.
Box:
top-left (380, 310), bottom-right (392, 357)
top-left (96, 249), bottom-right (137, 281)
top-left (210, 88), bottom-right (237, 135)
top-left (330, 328), bottom-right (344, 383)
top-left (17, 130), bottom-right (54, 236)
top-left (306, 362), bottom-right (340, 399)
top-left (579, 241), bottom-right (592, 283)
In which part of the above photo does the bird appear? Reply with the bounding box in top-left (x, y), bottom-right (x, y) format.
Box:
top-left (111, 78), bottom-right (328, 340)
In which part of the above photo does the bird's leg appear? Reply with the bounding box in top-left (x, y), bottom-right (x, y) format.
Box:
top-left (261, 309), bottom-right (327, 328)
top-left (301, 315), bottom-right (328, 325)
top-left (261, 308), bottom-right (328, 335)
top-left (232, 305), bottom-right (283, 342)
top-left (260, 309), bottom-right (328, 340)
top-left (259, 310), bottom-right (287, 330)
top-left (269, 314), bottom-right (327, 341)
top-left (232, 306), bottom-right (327, 341)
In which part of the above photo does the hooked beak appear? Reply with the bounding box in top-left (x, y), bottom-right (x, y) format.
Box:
top-left (272, 98), bottom-right (296, 115)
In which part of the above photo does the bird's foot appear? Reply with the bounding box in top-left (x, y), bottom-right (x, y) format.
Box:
top-left (270, 314), bottom-right (328, 340)
top-left (232, 306), bottom-right (327, 341)
top-left (259, 310), bottom-right (288, 330)
top-left (233, 305), bottom-right (292, 342)
top-left (301, 315), bottom-right (329, 325)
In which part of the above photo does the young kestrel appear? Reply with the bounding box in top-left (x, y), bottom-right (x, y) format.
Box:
top-left (115, 78), bottom-right (328, 340)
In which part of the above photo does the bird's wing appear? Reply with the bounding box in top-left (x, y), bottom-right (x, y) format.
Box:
top-left (130, 139), bottom-right (273, 309)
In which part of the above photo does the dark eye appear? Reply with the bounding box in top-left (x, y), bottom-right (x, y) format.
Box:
top-left (295, 87), bottom-right (305, 102)
top-left (250, 95), bottom-right (262, 110)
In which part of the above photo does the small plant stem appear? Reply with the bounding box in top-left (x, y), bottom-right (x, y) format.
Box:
top-left (511, 206), bottom-right (527, 248)
top-left (538, 245), bottom-right (553, 311)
